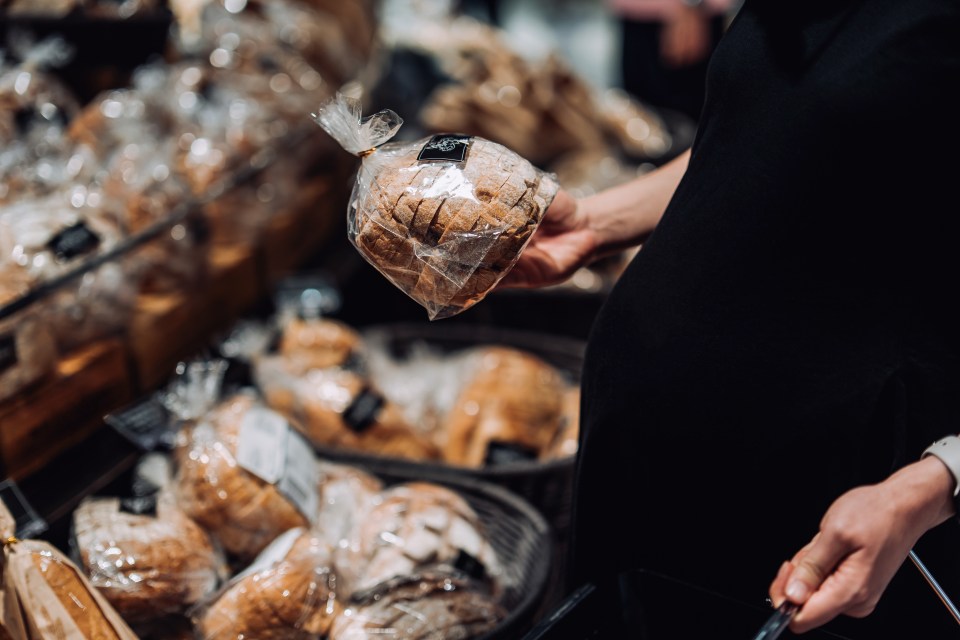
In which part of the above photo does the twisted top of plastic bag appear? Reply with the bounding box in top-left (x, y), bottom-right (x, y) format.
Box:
top-left (312, 92), bottom-right (403, 156)
top-left (160, 359), bottom-right (228, 421)
top-left (4, 32), bottom-right (73, 71)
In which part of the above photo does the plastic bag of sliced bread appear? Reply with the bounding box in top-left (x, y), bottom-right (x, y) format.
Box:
top-left (313, 93), bottom-right (558, 320)
top-left (0, 497), bottom-right (138, 640)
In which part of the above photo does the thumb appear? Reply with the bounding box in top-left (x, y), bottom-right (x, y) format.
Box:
top-left (784, 532), bottom-right (851, 605)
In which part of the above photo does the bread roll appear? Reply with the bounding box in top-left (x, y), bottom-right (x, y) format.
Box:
top-left (74, 492), bottom-right (225, 623)
top-left (173, 394), bottom-right (311, 561)
top-left (443, 347), bottom-right (567, 466)
top-left (197, 529), bottom-right (340, 640)
top-left (329, 571), bottom-right (505, 640)
top-left (337, 482), bottom-right (500, 596)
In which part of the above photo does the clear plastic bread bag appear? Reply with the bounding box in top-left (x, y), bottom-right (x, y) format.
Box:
top-left (0, 497), bottom-right (138, 640)
top-left (72, 483), bottom-right (228, 624)
top-left (313, 93), bottom-right (558, 320)
top-left (193, 527), bottom-right (341, 640)
top-left (165, 360), bottom-right (320, 563)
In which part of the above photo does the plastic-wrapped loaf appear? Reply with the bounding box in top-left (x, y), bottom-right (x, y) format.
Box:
top-left (255, 355), bottom-right (440, 461)
top-left (42, 261), bottom-right (139, 353)
top-left (335, 482), bottom-right (501, 597)
top-left (442, 347), bottom-right (569, 467)
top-left (330, 570), bottom-right (505, 640)
top-left (195, 528), bottom-right (341, 640)
top-left (166, 360), bottom-right (319, 562)
top-left (313, 93), bottom-right (558, 320)
top-left (73, 490), bottom-right (227, 623)
top-left (278, 316), bottom-right (363, 371)
top-left (0, 289), bottom-right (58, 404)
top-left (173, 392), bottom-right (319, 561)
top-left (0, 36), bottom-right (79, 149)
top-left (544, 386), bottom-right (581, 461)
top-left (0, 497), bottom-right (138, 640)
top-left (314, 461), bottom-right (382, 550)
top-left (0, 187), bottom-right (124, 287)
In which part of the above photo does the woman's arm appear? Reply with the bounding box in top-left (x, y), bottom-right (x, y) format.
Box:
top-left (502, 149), bottom-right (690, 288)
top-left (769, 456), bottom-right (955, 633)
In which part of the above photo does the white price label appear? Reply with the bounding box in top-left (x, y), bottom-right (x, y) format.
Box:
top-left (279, 430), bottom-right (319, 521)
top-left (236, 407), bottom-right (289, 484)
top-left (233, 527), bottom-right (304, 582)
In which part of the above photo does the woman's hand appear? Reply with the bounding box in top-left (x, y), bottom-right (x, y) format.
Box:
top-left (769, 457), bottom-right (955, 633)
top-left (499, 189), bottom-right (599, 289)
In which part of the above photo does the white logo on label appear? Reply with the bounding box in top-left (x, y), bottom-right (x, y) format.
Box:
top-left (427, 138), bottom-right (460, 152)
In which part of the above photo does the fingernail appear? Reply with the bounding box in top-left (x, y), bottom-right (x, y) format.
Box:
top-left (786, 580), bottom-right (811, 602)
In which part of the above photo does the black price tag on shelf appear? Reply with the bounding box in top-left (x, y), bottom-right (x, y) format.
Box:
top-left (105, 398), bottom-right (172, 452)
top-left (47, 221), bottom-right (101, 262)
top-left (343, 388), bottom-right (386, 433)
top-left (484, 441), bottom-right (538, 466)
top-left (417, 134), bottom-right (472, 163)
top-left (0, 479), bottom-right (48, 539)
top-left (0, 332), bottom-right (17, 374)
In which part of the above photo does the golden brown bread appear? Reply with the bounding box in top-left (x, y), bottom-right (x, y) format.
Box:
top-left (29, 546), bottom-right (124, 639)
top-left (353, 137), bottom-right (556, 318)
top-left (74, 493), bottom-right (224, 623)
top-left (442, 347), bottom-right (567, 466)
top-left (197, 530), bottom-right (341, 640)
top-left (279, 317), bottom-right (363, 370)
top-left (257, 358), bottom-right (440, 461)
top-left (173, 394), bottom-right (310, 561)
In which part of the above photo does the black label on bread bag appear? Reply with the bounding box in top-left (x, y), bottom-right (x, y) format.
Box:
top-left (454, 549), bottom-right (488, 581)
top-left (104, 399), bottom-right (173, 452)
top-left (119, 493), bottom-right (159, 517)
top-left (484, 441), bottom-right (539, 466)
top-left (343, 387), bottom-right (386, 433)
top-left (47, 222), bottom-right (101, 262)
top-left (417, 134), bottom-right (472, 163)
top-left (0, 333), bottom-right (17, 374)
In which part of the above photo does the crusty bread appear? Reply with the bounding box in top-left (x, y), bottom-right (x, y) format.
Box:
top-left (173, 394), bottom-right (310, 561)
top-left (336, 482), bottom-right (500, 597)
top-left (279, 317), bottom-right (362, 371)
top-left (197, 530), bottom-right (341, 640)
top-left (442, 347), bottom-right (567, 466)
top-left (74, 493), bottom-right (224, 622)
top-left (329, 571), bottom-right (505, 640)
top-left (352, 137), bottom-right (556, 318)
top-left (257, 358), bottom-right (440, 461)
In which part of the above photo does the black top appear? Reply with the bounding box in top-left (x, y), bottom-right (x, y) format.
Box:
top-left (576, 0), bottom-right (960, 635)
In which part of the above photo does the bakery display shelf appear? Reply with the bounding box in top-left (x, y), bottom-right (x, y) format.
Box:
top-left (0, 133), bottom-right (350, 482)
top-left (0, 337), bottom-right (134, 479)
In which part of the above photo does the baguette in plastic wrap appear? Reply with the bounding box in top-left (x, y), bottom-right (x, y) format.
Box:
top-left (313, 93), bottom-right (557, 319)
top-left (0, 498), bottom-right (137, 640)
